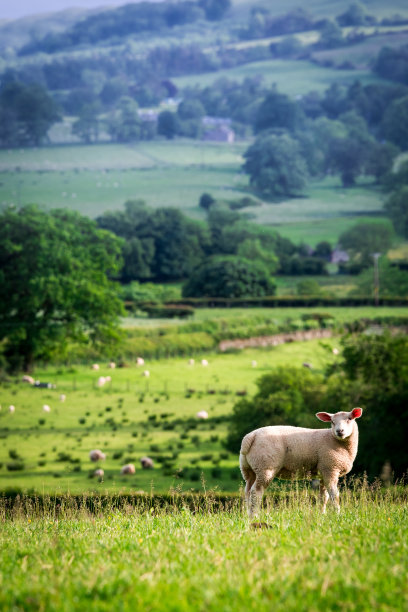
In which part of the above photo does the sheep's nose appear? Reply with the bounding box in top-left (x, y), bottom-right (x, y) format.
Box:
top-left (336, 429), bottom-right (344, 437)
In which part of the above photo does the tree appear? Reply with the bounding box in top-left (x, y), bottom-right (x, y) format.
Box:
top-left (157, 110), bottom-right (180, 139)
top-left (325, 333), bottom-right (408, 477)
top-left (0, 81), bottom-right (60, 147)
top-left (336, 2), bottom-right (368, 27)
top-left (381, 95), bottom-right (408, 150)
top-left (107, 96), bottom-right (141, 142)
top-left (350, 258), bottom-right (408, 297)
top-left (254, 88), bottom-right (303, 133)
top-left (199, 193), bottom-right (215, 210)
top-left (384, 186), bottom-right (408, 238)
top-left (237, 238), bottom-right (278, 274)
top-left (225, 367), bottom-right (323, 452)
top-left (318, 19), bottom-right (344, 49)
top-left (243, 131), bottom-right (308, 197)
top-left (338, 222), bottom-right (394, 269)
top-left (182, 256), bottom-right (276, 298)
top-left (72, 102), bottom-right (100, 143)
top-left (0, 205), bottom-right (124, 372)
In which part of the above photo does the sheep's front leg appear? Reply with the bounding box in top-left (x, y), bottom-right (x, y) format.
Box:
top-left (320, 481), bottom-right (329, 514)
top-left (248, 471), bottom-right (274, 519)
top-left (321, 472), bottom-right (340, 513)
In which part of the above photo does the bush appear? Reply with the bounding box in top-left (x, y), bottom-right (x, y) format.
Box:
top-left (182, 256), bottom-right (276, 298)
top-left (6, 462), bottom-right (25, 471)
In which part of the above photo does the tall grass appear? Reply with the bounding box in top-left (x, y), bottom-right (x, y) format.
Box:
top-left (1, 481), bottom-right (407, 611)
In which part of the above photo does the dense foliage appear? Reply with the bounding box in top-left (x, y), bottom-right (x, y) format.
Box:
top-left (182, 256), bottom-right (276, 298)
top-left (0, 205), bottom-right (124, 371)
top-left (226, 332), bottom-right (408, 478)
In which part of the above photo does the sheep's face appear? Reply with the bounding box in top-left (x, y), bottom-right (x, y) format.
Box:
top-left (316, 408), bottom-right (363, 441)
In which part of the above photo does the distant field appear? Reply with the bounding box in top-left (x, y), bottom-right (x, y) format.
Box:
top-left (0, 140), bottom-right (394, 247)
top-left (173, 58), bottom-right (388, 96)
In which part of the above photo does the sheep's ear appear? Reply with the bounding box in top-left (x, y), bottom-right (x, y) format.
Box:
top-left (316, 412), bottom-right (332, 422)
top-left (350, 407), bottom-right (363, 419)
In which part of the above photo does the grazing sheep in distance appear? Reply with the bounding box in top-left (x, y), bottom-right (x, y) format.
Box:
top-left (22, 375), bottom-right (35, 384)
top-left (201, 359), bottom-right (208, 366)
top-left (196, 410), bottom-right (208, 420)
top-left (121, 463), bottom-right (135, 475)
top-left (140, 457), bottom-right (154, 469)
top-left (251, 360), bottom-right (257, 368)
top-left (142, 370), bottom-right (150, 377)
top-left (108, 362), bottom-right (116, 369)
top-left (188, 358), bottom-right (195, 365)
top-left (9, 405), bottom-right (15, 413)
top-left (42, 404), bottom-right (51, 413)
top-left (92, 364), bottom-right (100, 371)
top-left (94, 468), bottom-right (104, 480)
top-left (60, 394), bottom-right (66, 402)
top-left (332, 348), bottom-right (339, 355)
top-left (240, 408), bottom-right (363, 518)
top-left (136, 357), bottom-right (145, 366)
top-left (89, 449), bottom-right (106, 462)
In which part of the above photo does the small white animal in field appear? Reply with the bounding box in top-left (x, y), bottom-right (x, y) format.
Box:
top-left (108, 362), bottom-right (116, 369)
top-left (22, 375), bottom-right (35, 384)
top-left (188, 358), bottom-right (195, 365)
top-left (93, 468), bottom-right (104, 479)
top-left (201, 359), bottom-right (208, 366)
top-left (142, 370), bottom-right (150, 377)
top-left (240, 408), bottom-right (363, 518)
top-left (89, 449), bottom-right (106, 462)
top-left (60, 394), bottom-right (66, 402)
top-left (97, 376), bottom-right (106, 387)
top-left (140, 457), bottom-right (154, 469)
top-left (251, 360), bottom-right (257, 368)
top-left (105, 376), bottom-right (111, 383)
top-left (92, 364), bottom-right (100, 371)
top-left (9, 405), bottom-right (15, 413)
top-left (332, 348), bottom-right (339, 355)
top-left (196, 410), bottom-right (208, 420)
top-left (136, 357), bottom-right (145, 366)
top-left (121, 463), bottom-right (135, 475)
top-left (42, 404), bottom-right (51, 413)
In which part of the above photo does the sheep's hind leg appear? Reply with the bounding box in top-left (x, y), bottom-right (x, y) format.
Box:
top-left (248, 471), bottom-right (275, 519)
top-left (242, 467), bottom-right (256, 507)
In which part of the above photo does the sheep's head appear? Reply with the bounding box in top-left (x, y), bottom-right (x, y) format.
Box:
top-left (316, 408), bottom-right (363, 440)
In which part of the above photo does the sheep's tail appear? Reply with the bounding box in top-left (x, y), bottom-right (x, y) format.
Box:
top-left (239, 431), bottom-right (256, 472)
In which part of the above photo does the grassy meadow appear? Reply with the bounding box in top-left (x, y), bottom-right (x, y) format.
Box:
top-left (0, 140), bottom-right (392, 248)
top-left (1, 491), bottom-right (407, 611)
top-left (0, 336), bottom-right (341, 495)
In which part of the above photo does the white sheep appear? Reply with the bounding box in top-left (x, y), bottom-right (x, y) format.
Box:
top-left (89, 449), bottom-right (106, 462)
top-left (93, 468), bottom-right (104, 479)
top-left (121, 463), bottom-right (135, 475)
top-left (196, 410), bottom-right (208, 420)
top-left (201, 359), bottom-right (209, 366)
top-left (108, 361), bottom-right (116, 369)
top-left (332, 348), bottom-right (339, 355)
top-left (92, 364), bottom-right (100, 371)
top-left (42, 404), bottom-right (51, 413)
top-left (239, 408), bottom-right (363, 518)
top-left (140, 457), bottom-right (154, 469)
top-left (136, 357), bottom-right (145, 366)
top-left (105, 375), bottom-right (111, 383)
top-left (22, 375), bottom-right (35, 384)
top-left (142, 370), bottom-right (150, 377)
top-left (60, 394), bottom-right (66, 402)
top-left (188, 358), bottom-right (195, 365)
top-left (251, 360), bottom-right (257, 368)
top-left (97, 376), bottom-right (106, 387)
top-left (9, 405), bottom-right (15, 413)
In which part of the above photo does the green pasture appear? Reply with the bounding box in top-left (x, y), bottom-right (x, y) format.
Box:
top-left (0, 338), bottom-right (340, 495)
top-left (0, 140), bottom-right (394, 248)
top-left (1, 494), bottom-right (407, 611)
top-left (173, 58), bottom-right (387, 96)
